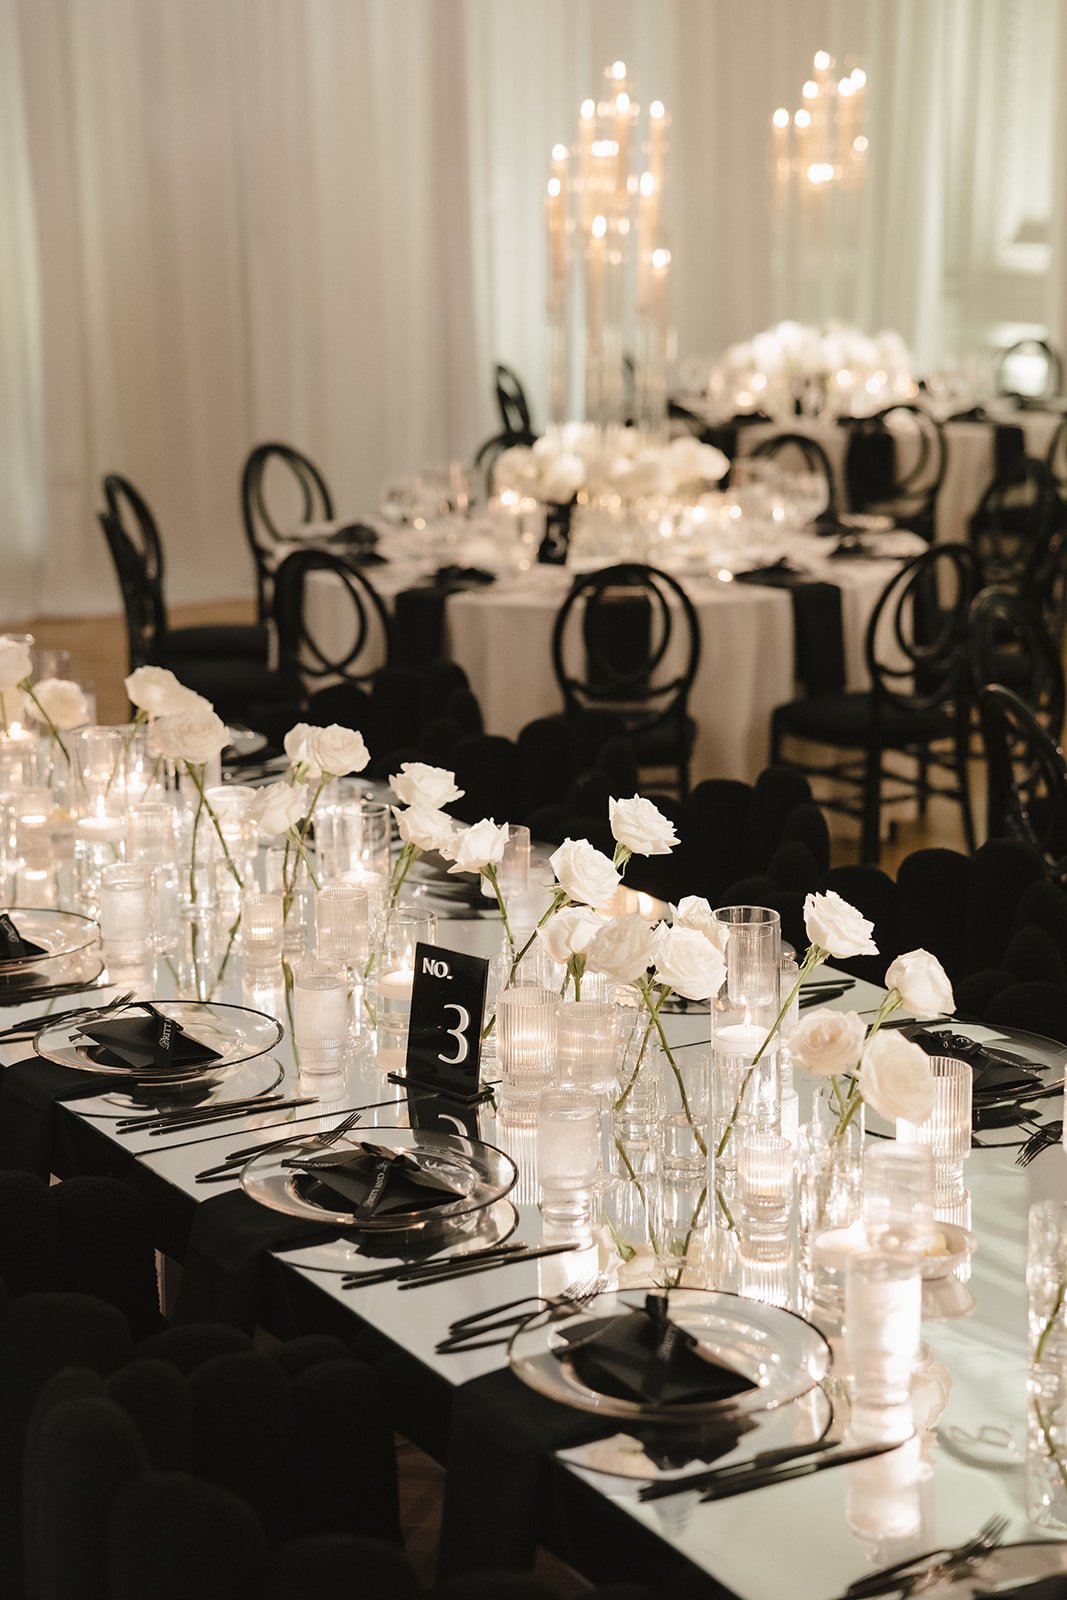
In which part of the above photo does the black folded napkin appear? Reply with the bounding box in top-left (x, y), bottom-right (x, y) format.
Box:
top-left (827, 536), bottom-right (878, 559)
top-left (327, 521), bottom-right (379, 550)
top-left (284, 1141), bottom-right (465, 1220)
top-left (908, 1026), bottom-right (1043, 1099)
top-left (0, 1056), bottom-right (116, 1176)
top-left (554, 1294), bottom-right (757, 1407)
top-left (81, 1006), bottom-right (222, 1074)
top-left (431, 565), bottom-right (496, 589)
top-left (734, 568), bottom-right (846, 694)
top-left (845, 428), bottom-right (896, 509)
top-left (636, 1417), bottom-right (756, 1472)
top-left (0, 913), bottom-right (45, 965)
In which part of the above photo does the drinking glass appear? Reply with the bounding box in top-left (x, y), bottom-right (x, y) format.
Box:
top-left (242, 891), bottom-right (284, 971)
top-left (99, 862), bottom-right (151, 969)
top-left (536, 1088), bottom-right (600, 1230)
top-left (896, 1057), bottom-right (972, 1201)
top-left (292, 958), bottom-right (349, 1078)
top-left (497, 986), bottom-right (559, 1118)
top-left (127, 803), bottom-right (180, 952)
top-left (862, 1144), bottom-right (937, 1253)
top-left (557, 1000), bottom-right (618, 1095)
top-left (738, 1131), bottom-right (792, 1251)
top-left (845, 1252), bottom-right (921, 1411)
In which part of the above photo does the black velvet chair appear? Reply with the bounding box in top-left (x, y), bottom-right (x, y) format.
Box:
top-left (273, 545), bottom-right (394, 734)
top-left (845, 405), bottom-right (947, 542)
top-left (240, 442), bottom-right (335, 622)
top-left (995, 337), bottom-right (1063, 403)
top-left (751, 432), bottom-right (838, 520)
top-left (967, 586), bottom-right (1065, 740)
top-left (1048, 414), bottom-right (1067, 495)
top-left (979, 684), bottom-right (1067, 881)
top-left (967, 456), bottom-right (1065, 619)
top-left (772, 543), bottom-right (979, 863)
top-left (551, 563), bottom-right (701, 797)
top-left (100, 475), bottom-right (269, 665)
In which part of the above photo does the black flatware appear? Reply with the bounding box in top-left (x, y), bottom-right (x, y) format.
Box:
top-left (800, 986), bottom-right (851, 1010)
top-left (0, 988), bottom-right (134, 1040)
top-left (698, 1439), bottom-right (903, 1500)
top-left (341, 1241), bottom-right (531, 1289)
top-left (116, 1092), bottom-right (308, 1132)
top-left (141, 1097), bottom-right (318, 1136)
top-left (397, 1241), bottom-right (580, 1290)
top-left (638, 1436), bottom-right (840, 1501)
top-left (193, 1100), bottom-right (404, 1180)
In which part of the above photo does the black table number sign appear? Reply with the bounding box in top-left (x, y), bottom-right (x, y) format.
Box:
top-left (397, 942), bottom-right (490, 1106)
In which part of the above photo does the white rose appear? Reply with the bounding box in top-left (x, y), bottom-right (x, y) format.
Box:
top-left (445, 818), bottom-right (509, 876)
top-left (389, 762), bottom-right (463, 810)
top-left (885, 949), bottom-right (955, 1018)
top-left (666, 435), bottom-right (729, 489)
top-left (539, 452), bottom-right (586, 504)
top-left (860, 1032), bottom-right (936, 1125)
top-left (537, 905), bottom-right (603, 966)
top-left (549, 838), bottom-right (621, 908)
top-left (29, 678), bottom-right (89, 731)
top-left (153, 705), bottom-right (229, 767)
top-left (493, 445), bottom-right (539, 493)
top-left (670, 896), bottom-right (729, 954)
top-left (308, 724), bottom-right (370, 778)
top-left (803, 890), bottom-right (879, 959)
top-left (0, 638), bottom-right (32, 690)
top-left (586, 914), bottom-right (657, 984)
top-left (651, 923), bottom-right (727, 1002)
top-left (393, 804), bottom-right (457, 855)
top-left (284, 723), bottom-right (317, 772)
top-left (251, 780), bottom-right (307, 838)
top-left (609, 796), bottom-right (679, 857)
top-left (788, 1008), bottom-right (866, 1078)
top-left (124, 666), bottom-right (204, 718)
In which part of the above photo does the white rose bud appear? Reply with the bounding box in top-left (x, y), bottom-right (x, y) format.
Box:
top-left (651, 923), bottom-right (727, 1002)
top-left (251, 780), bottom-right (307, 838)
top-left (860, 1032), bottom-right (936, 1125)
top-left (392, 805), bottom-right (457, 855)
top-left (153, 704), bottom-right (230, 767)
top-left (445, 818), bottom-right (509, 876)
top-left (308, 724), bottom-right (370, 778)
top-left (586, 914), bottom-right (657, 984)
top-left (803, 890), bottom-right (879, 959)
top-left (670, 895), bottom-right (728, 953)
top-left (30, 678), bottom-right (90, 732)
top-left (884, 949), bottom-right (955, 1018)
top-left (788, 1008), bottom-right (866, 1077)
top-left (549, 838), bottom-right (621, 908)
top-left (124, 666), bottom-right (205, 718)
top-left (537, 905), bottom-right (603, 966)
top-left (389, 762), bottom-right (463, 810)
top-left (0, 637), bottom-right (32, 690)
top-left (284, 722), bottom-right (317, 773)
top-left (609, 796), bottom-right (679, 857)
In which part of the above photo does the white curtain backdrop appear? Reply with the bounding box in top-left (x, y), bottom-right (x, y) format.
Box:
top-left (1, 0), bottom-right (1064, 621)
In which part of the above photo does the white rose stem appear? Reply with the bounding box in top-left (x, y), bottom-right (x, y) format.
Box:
top-left (185, 761), bottom-right (244, 890)
top-left (618, 978), bottom-right (706, 1156)
top-left (834, 987), bottom-right (903, 1142)
top-left (715, 942), bottom-right (826, 1161)
top-left (22, 679), bottom-right (74, 787)
top-left (482, 886), bottom-right (569, 1042)
top-left (283, 772), bottom-right (327, 915)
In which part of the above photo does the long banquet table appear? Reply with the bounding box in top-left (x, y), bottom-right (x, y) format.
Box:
top-left (300, 530), bottom-right (923, 784)
top-left (1, 869), bottom-right (1063, 1599)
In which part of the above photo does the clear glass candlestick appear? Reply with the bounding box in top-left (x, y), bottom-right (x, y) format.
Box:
top-left (536, 1088), bottom-right (600, 1232)
top-left (895, 1057), bottom-right (972, 1202)
top-left (316, 882), bottom-right (369, 967)
top-left (317, 800), bottom-right (390, 905)
top-left (99, 862), bottom-right (151, 970)
top-left (557, 1000), bottom-right (618, 1095)
top-left (292, 957), bottom-right (350, 1078)
top-left (127, 802), bottom-right (180, 953)
top-left (738, 1130), bottom-right (792, 1250)
top-left (863, 1144), bottom-right (937, 1253)
top-left (845, 1251), bottom-right (921, 1412)
top-left (497, 985), bottom-right (559, 1119)
top-left (373, 908), bottom-right (436, 1067)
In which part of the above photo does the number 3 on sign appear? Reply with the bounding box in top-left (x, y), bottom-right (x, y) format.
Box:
top-left (438, 1003), bottom-right (470, 1066)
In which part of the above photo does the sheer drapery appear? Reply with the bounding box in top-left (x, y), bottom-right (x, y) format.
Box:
top-left (2, 0), bottom-right (1063, 621)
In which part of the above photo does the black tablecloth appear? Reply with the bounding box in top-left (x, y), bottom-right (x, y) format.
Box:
top-left (0, 1058), bottom-right (115, 1177)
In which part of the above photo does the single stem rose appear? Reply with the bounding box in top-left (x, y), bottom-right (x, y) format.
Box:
top-left (22, 683), bottom-right (71, 769)
top-left (185, 762), bottom-right (243, 889)
top-left (665, 1184), bottom-right (707, 1290)
top-left (482, 864), bottom-right (514, 950)
top-left (611, 842), bottom-right (633, 876)
top-left (387, 841), bottom-right (417, 910)
top-left (829, 991), bottom-right (901, 1146)
top-left (614, 1136), bottom-right (660, 1258)
top-left (1037, 1278), bottom-right (1067, 1365)
top-left (209, 910), bottom-right (242, 998)
top-left (715, 944), bottom-right (824, 1161)
top-left (1034, 1394), bottom-right (1067, 1490)
top-left (614, 981), bottom-right (663, 1111)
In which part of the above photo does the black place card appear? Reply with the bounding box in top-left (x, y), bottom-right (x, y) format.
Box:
top-left (400, 942), bottom-right (490, 1106)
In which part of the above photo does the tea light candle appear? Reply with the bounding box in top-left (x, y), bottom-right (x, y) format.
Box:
top-left (76, 815), bottom-right (125, 844)
top-left (242, 891), bottom-right (284, 970)
top-left (379, 966), bottom-right (414, 1002)
top-left (715, 1023), bottom-right (766, 1059)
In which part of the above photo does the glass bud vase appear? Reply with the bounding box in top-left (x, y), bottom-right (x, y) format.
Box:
top-left (797, 1086), bottom-right (865, 1334)
top-left (1027, 1200), bottom-right (1067, 1529)
top-left (710, 906), bottom-right (783, 1176)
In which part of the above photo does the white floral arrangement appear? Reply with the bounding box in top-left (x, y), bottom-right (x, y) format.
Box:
top-left (494, 423), bottom-right (728, 505)
top-left (714, 319), bottom-right (916, 419)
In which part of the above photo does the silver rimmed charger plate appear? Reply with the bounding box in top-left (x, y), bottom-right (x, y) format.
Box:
top-left (77, 1054), bottom-right (286, 1117)
top-left (240, 1124), bottom-right (518, 1233)
top-left (33, 999), bottom-right (283, 1085)
top-left (509, 1287), bottom-right (832, 1426)
top-left (274, 1198), bottom-right (519, 1274)
top-left (0, 909), bottom-right (102, 989)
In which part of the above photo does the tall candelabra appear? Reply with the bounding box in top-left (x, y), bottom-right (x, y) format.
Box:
top-left (544, 61), bottom-right (672, 444)
top-left (769, 50), bottom-right (869, 324)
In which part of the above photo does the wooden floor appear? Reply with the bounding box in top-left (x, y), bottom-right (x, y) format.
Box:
top-left (19, 601), bottom-right (976, 1593)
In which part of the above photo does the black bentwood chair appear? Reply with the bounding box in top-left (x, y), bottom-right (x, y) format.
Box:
top-left (995, 336), bottom-right (1063, 403)
top-left (845, 404), bottom-right (948, 543)
top-left (968, 455), bottom-right (1066, 626)
top-left (241, 442), bottom-right (335, 622)
top-left (771, 543), bottom-right (980, 864)
top-left (979, 684), bottom-right (1067, 882)
top-left (751, 431), bottom-right (839, 521)
top-left (473, 363), bottom-right (538, 497)
top-left (967, 586), bottom-right (1066, 742)
top-left (273, 546), bottom-right (394, 731)
top-left (551, 562), bottom-right (701, 797)
top-left (1048, 414), bottom-right (1067, 496)
top-left (100, 475), bottom-right (268, 667)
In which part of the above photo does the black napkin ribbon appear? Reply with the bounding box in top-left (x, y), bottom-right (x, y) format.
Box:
top-left (81, 1006), bottom-right (222, 1073)
top-left (0, 913), bottom-right (45, 964)
top-left (554, 1293), bottom-right (757, 1407)
top-left (284, 1141), bottom-right (464, 1218)
top-left (733, 568), bottom-right (845, 694)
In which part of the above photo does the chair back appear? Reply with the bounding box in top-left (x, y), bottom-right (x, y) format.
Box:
top-left (865, 542), bottom-right (979, 718)
top-left (995, 337), bottom-right (1063, 402)
top-left (551, 562), bottom-right (701, 742)
top-left (493, 364), bottom-right (535, 441)
top-left (967, 455), bottom-right (1063, 615)
top-left (846, 405), bottom-right (947, 539)
top-left (273, 548), bottom-right (392, 695)
top-left (967, 586), bottom-right (1065, 741)
top-left (98, 474), bottom-right (169, 670)
top-left (979, 684), bottom-right (1067, 878)
top-left (751, 432), bottom-right (838, 519)
top-left (241, 443), bottom-right (334, 621)
top-left (1047, 415), bottom-right (1067, 494)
